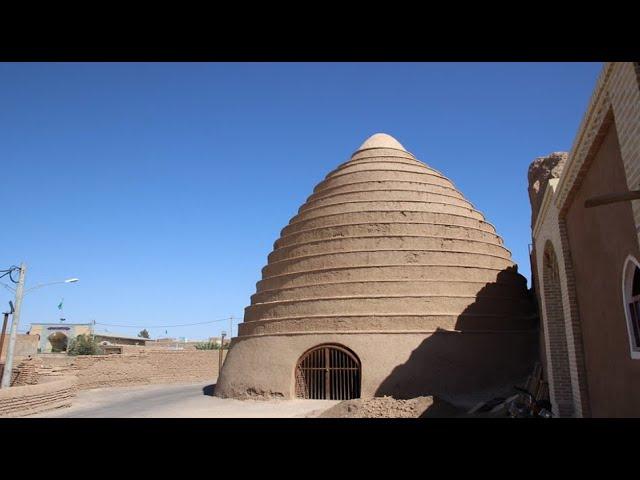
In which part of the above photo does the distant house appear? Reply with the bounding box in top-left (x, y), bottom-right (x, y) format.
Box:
top-left (93, 332), bottom-right (151, 346)
top-left (28, 323), bottom-right (153, 353)
top-left (155, 337), bottom-right (176, 343)
top-left (28, 323), bottom-right (92, 353)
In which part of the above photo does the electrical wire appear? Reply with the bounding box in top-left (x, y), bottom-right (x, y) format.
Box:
top-left (94, 316), bottom-right (242, 329)
top-left (0, 266), bottom-right (20, 284)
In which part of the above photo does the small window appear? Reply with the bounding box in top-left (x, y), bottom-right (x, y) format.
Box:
top-left (622, 257), bottom-right (640, 358)
top-left (628, 268), bottom-right (640, 348)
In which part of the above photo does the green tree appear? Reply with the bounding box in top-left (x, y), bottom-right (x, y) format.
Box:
top-left (138, 329), bottom-right (150, 339)
top-left (67, 334), bottom-right (103, 356)
top-left (194, 341), bottom-right (230, 350)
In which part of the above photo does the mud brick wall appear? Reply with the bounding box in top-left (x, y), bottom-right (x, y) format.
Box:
top-left (0, 376), bottom-right (77, 417)
top-left (11, 357), bottom-right (39, 386)
top-left (119, 344), bottom-right (198, 354)
top-left (0, 357), bottom-right (40, 387)
top-left (0, 334), bottom-right (39, 361)
top-left (36, 350), bottom-right (225, 390)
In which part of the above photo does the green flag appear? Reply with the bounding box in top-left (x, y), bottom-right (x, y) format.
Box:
top-left (58, 298), bottom-right (64, 310)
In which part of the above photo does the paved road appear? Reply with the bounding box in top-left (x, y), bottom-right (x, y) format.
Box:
top-left (28, 382), bottom-right (338, 418)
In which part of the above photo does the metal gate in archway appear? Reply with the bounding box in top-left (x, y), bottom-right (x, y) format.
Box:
top-left (295, 344), bottom-right (361, 400)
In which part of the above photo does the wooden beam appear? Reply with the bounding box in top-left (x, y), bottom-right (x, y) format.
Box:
top-left (584, 190), bottom-right (640, 208)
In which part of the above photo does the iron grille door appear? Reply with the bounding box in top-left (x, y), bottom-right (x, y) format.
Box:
top-left (295, 345), bottom-right (360, 400)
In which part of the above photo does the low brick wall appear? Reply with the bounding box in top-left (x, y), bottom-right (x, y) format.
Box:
top-left (0, 375), bottom-right (77, 417)
top-left (0, 357), bottom-right (40, 387)
top-left (36, 350), bottom-right (225, 390)
top-left (119, 344), bottom-right (198, 354)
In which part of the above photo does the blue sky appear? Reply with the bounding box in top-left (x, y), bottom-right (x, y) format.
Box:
top-left (0, 62), bottom-right (602, 340)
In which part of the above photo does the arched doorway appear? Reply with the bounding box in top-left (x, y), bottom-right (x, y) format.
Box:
top-left (47, 332), bottom-right (68, 353)
top-left (295, 344), bottom-right (361, 400)
top-left (542, 241), bottom-right (574, 416)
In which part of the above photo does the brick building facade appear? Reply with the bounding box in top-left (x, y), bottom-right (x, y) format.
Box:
top-left (530, 62), bottom-right (640, 417)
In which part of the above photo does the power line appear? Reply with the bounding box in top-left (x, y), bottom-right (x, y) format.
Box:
top-left (0, 266), bottom-right (20, 283)
top-left (94, 316), bottom-right (242, 329)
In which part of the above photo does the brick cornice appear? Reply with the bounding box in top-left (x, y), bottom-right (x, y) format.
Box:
top-left (556, 62), bottom-right (615, 213)
top-left (533, 178), bottom-right (559, 239)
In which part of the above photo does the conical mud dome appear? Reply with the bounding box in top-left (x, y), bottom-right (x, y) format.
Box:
top-left (216, 134), bottom-right (537, 401)
top-left (244, 133), bottom-right (529, 332)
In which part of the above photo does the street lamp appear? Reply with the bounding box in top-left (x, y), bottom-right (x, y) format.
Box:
top-left (20, 277), bottom-right (80, 295)
top-left (0, 263), bottom-right (79, 389)
top-left (1, 278), bottom-right (80, 295)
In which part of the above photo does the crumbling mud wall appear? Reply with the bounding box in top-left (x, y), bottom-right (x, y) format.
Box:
top-left (35, 350), bottom-right (224, 390)
top-left (0, 375), bottom-right (77, 417)
top-left (0, 334), bottom-right (39, 361)
top-left (527, 152), bottom-right (567, 228)
top-left (0, 356), bottom-right (40, 387)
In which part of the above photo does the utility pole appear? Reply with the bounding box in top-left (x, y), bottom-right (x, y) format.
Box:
top-left (218, 331), bottom-right (227, 378)
top-left (229, 315), bottom-right (233, 339)
top-left (1, 263), bottom-right (26, 389)
top-left (0, 302), bottom-right (13, 365)
top-left (0, 311), bottom-right (9, 364)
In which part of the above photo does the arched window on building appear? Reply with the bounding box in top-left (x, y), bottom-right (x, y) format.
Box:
top-left (622, 256), bottom-right (640, 359)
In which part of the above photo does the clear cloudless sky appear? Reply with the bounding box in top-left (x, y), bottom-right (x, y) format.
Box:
top-left (0, 62), bottom-right (602, 340)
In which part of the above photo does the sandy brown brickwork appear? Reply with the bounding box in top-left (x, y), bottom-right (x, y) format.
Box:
top-left (35, 350), bottom-right (224, 390)
top-left (0, 357), bottom-right (40, 387)
top-left (541, 241), bottom-right (574, 417)
top-left (557, 63), bottom-right (640, 238)
top-left (0, 376), bottom-right (77, 417)
top-left (118, 343), bottom-right (199, 354)
top-left (531, 62), bottom-right (640, 417)
top-left (609, 63), bottom-right (640, 234)
top-left (11, 357), bottom-right (39, 386)
top-left (0, 334), bottom-right (39, 361)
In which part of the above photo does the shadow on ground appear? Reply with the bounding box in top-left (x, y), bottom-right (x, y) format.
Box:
top-left (419, 398), bottom-right (467, 418)
top-left (202, 384), bottom-right (216, 397)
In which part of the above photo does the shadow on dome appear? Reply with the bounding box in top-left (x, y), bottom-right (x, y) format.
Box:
top-left (374, 265), bottom-right (539, 412)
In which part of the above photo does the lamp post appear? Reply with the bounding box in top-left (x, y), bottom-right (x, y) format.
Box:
top-left (0, 264), bottom-right (79, 389)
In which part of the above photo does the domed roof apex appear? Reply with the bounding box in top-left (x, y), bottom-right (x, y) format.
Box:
top-left (357, 133), bottom-right (407, 152)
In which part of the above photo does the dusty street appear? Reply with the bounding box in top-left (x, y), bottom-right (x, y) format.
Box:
top-left (27, 381), bottom-right (338, 418)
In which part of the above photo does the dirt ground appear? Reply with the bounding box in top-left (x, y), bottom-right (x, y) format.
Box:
top-left (313, 396), bottom-right (458, 418)
top-left (25, 381), bottom-right (514, 418)
top-left (311, 395), bottom-right (510, 418)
